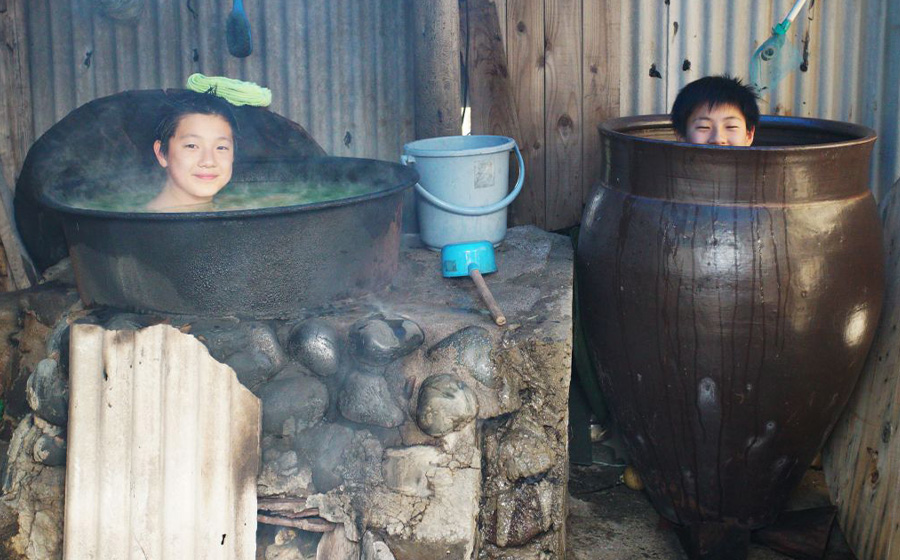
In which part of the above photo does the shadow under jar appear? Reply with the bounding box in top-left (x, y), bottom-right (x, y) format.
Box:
top-left (576, 115), bottom-right (884, 559)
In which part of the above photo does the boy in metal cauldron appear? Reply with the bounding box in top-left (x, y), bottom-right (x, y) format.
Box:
top-left (147, 90), bottom-right (238, 211)
top-left (671, 75), bottom-right (759, 147)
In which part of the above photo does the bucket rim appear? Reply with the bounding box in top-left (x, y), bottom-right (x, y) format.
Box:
top-left (403, 135), bottom-right (516, 158)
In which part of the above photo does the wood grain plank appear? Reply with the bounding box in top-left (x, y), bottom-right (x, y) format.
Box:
top-left (506, 0), bottom-right (546, 228)
top-left (494, 0), bottom-right (507, 49)
top-left (0, 154), bottom-right (31, 289)
top-left (411, 0), bottom-right (461, 140)
top-left (544, 0), bottom-right (583, 231)
top-left (824, 187), bottom-right (900, 560)
top-left (0, 0), bottom-right (34, 188)
top-left (466, 0), bottom-right (520, 138)
top-left (582, 0), bottom-right (620, 205)
top-left (466, 0), bottom-right (530, 227)
top-left (28, 0), bottom-right (57, 138)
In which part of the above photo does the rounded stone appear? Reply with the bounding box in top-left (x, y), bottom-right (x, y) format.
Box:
top-left (188, 320), bottom-right (285, 373)
top-left (349, 316), bottom-right (424, 366)
top-left (26, 359), bottom-right (69, 426)
top-left (415, 374), bottom-right (478, 437)
top-left (33, 433), bottom-right (67, 467)
top-left (247, 323), bottom-right (287, 371)
top-left (225, 350), bottom-right (278, 389)
top-left (103, 313), bottom-right (148, 331)
top-left (338, 371), bottom-right (405, 428)
top-left (295, 424), bottom-right (384, 492)
top-left (286, 319), bottom-right (341, 377)
top-left (497, 425), bottom-right (555, 481)
top-left (427, 326), bottom-right (496, 387)
top-left (257, 374), bottom-right (329, 436)
top-left (487, 480), bottom-right (554, 547)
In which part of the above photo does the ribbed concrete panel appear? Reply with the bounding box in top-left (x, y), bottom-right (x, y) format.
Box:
top-left (64, 324), bottom-right (261, 560)
top-left (24, 0), bottom-right (414, 162)
top-left (619, 0), bottom-right (900, 198)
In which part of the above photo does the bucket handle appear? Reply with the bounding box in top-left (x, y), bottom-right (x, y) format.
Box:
top-left (401, 142), bottom-right (525, 217)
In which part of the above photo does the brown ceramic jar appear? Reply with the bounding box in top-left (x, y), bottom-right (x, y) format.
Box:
top-left (576, 115), bottom-right (884, 557)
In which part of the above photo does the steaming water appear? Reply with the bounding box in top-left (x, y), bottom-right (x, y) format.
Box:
top-left (57, 179), bottom-right (372, 213)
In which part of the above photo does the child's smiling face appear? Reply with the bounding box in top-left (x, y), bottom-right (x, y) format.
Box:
top-left (682, 103), bottom-right (755, 146)
top-left (153, 113), bottom-right (235, 207)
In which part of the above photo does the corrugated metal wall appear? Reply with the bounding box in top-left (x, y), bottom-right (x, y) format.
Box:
top-left (25, 0), bottom-right (414, 161)
top-left (619, 0), bottom-right (900, 199)
top-left (16, 0), bottom-right (900, 207)
top-left (66, 324), bottom-right (260, 559)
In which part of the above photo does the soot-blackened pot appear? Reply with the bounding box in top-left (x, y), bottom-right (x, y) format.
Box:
top-left (39, 158), bottom-right (416, 319)
top-left (576, 115), bottom-right (884, 558)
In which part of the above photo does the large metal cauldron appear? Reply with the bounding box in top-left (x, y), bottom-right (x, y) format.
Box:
top-left (38, 158), bottom-right (416, 318)
top-left (576, 115), bottom-right (884, 557)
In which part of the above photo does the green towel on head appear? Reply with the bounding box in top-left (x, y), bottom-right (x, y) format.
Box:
top-left (186, 73), bottom-right (272, 107)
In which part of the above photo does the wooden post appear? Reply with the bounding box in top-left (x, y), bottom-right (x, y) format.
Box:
top-left (408, 0), bottom-right (462, 234)
top-left (411, 0), bottom-right (461, 140)
top-left (0, 0), bottom-right (34, 191)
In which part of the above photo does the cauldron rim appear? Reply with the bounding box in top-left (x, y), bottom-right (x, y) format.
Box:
top-left (600, 114), bottom-right (877, 151)
top-left (37, 156), bottom-right (418, 221)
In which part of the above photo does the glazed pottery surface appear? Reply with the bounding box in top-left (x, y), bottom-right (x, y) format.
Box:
top-left (576, 115), bottom-right (884, 532)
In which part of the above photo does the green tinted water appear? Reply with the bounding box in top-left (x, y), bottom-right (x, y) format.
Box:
top-left (61, 180), bottom-right (372, 213)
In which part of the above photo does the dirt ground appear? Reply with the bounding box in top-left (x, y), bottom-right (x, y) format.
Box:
top-left (566, 458), bottom-right (858, 560)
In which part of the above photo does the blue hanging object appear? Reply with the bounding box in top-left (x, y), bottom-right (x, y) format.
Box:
top-left (749, 0), bottom-right (809, 94)
top-left (226, 0), bottom-right (252, 58)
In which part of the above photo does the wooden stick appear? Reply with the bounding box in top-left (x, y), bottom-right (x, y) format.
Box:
top-left (257, 513), bottom-right (336, 533)
top-left (257, 496), bottom-right (308, 510)
top-left (469, 268), bottom-right (506, 326)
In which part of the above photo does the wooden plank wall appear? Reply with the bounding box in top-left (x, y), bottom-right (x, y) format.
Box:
top-left (0, 0), bottom-right (33, 290)
top-left (466, 0), bottom-right (620, 232)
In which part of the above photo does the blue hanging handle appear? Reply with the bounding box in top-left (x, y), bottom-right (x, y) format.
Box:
top-left (773, 0), bottom-right (809, 35)
top-left (401, 142), bottom-right (525, 217)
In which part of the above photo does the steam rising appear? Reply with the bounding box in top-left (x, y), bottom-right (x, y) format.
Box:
top-left (42, 158), bottom-right (416, 214)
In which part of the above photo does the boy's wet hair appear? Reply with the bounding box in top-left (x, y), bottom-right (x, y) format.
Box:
top-left (155, 89), bottom-right (239, 155)
top-left (671, 75), bottom-right (760, 138)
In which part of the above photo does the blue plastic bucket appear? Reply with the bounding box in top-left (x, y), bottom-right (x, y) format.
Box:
top-left (401, 135), bottom-right (524, 250)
